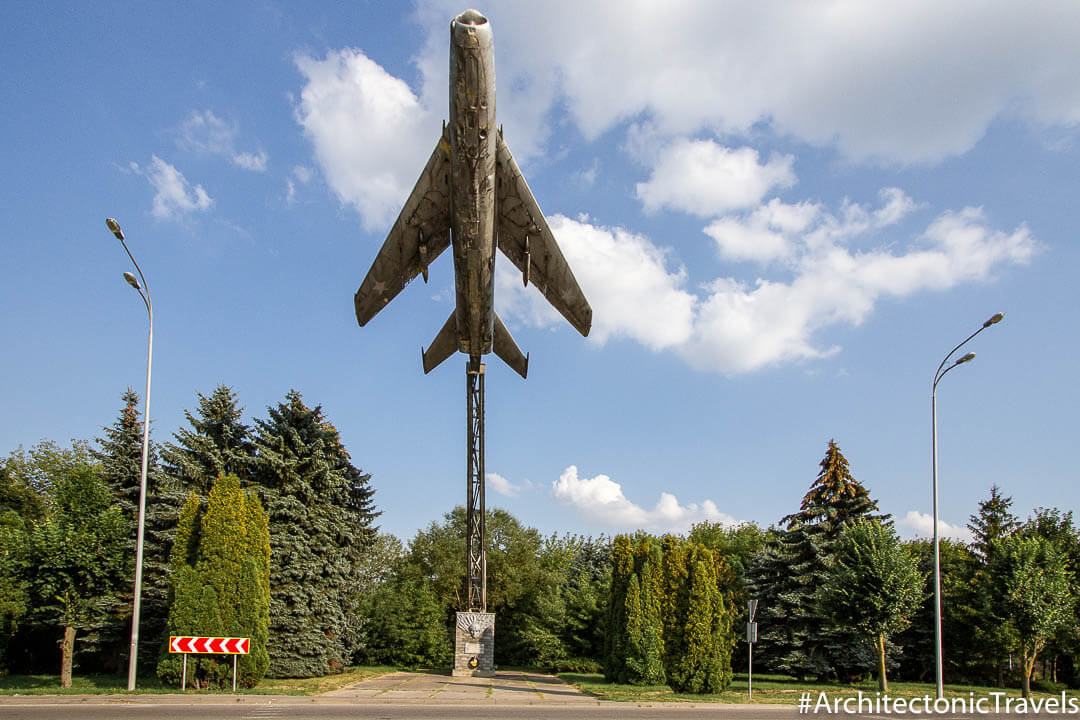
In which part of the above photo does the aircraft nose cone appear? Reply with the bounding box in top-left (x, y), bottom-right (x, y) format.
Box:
top-left (456, 9), bottom-right (487, 26)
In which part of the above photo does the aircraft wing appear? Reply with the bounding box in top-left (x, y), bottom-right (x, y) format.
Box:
top-left (495, 133), bottom-right (592, 337)
top-left (354, 126), bottom-right (453, 327)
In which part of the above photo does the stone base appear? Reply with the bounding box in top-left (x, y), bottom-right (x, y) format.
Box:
top-left (452, 611), bottom-right (495, 677)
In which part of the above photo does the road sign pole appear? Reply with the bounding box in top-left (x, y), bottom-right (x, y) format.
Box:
top-left (747, 599), bottom-right (758, 700)
top-left (233, 655), bottom-right (238, 692)
top-left (181, 654), bottom-right (187, 692)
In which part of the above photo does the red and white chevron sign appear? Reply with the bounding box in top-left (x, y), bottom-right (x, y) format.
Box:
top-left (169, 636), bottom-right (250, 655)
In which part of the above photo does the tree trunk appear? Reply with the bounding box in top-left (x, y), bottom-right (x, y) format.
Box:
top-left (874, 633), bottom-right (888, 693)
top-left (1022, 648), bottom-right (1038, 699)
top-left (60, 624), bottom-right (76, 689)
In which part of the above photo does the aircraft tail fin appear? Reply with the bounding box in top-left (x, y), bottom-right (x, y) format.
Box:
top-left (422, 312), bottom-right (458, 374)
top-left (493, 312), bottom-right (529, 379)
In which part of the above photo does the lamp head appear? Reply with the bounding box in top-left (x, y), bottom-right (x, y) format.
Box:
top-left (957, 352), bottom-right (975, 364)
top-left (983, 312), bottom-right (1004, 328)
top-left (106, 218), bottom-right (124, 241)
top-left (124, 271), bottom-right (141, 290)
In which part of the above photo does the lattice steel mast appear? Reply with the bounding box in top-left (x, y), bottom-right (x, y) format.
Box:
top-left (466, 357), bottom-right (487, 612)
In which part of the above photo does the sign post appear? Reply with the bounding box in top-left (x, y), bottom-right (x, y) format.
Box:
top-left (169, 636), bottom-right (250, 691)
top-left (747, 599), bottom-right (759, 699)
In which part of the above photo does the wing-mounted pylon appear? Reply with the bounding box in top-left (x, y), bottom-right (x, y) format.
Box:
top-left (354, 125), bottom-right (454, 327)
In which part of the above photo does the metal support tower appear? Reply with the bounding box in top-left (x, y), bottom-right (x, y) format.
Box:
top-left (466, 357), bottom-right (487, 612)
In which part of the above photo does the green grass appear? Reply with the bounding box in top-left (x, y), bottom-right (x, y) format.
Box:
top-left (558, 672), bottom-right (1080, 705)
top-left (0, 666), bottom-right (395, 696)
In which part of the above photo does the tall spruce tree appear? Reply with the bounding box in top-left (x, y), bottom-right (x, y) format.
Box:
top-left (150, 385), bottom-right (255, 660)
top-left (967, 485), bottom-right (1021, 683)
top-left (87, 388), bottom-right (164, 671)
top-left (968, 484), bottom-right (1019, 563)
top-left (252, 390), bottom-right (378, 677)
top-left (748, 440), bottom-right (887, 680)
top-left (161, 385), bottom-right (254, 493)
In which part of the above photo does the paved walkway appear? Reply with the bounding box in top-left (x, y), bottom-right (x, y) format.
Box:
top-left (322, 670), bottom-right (601, 705)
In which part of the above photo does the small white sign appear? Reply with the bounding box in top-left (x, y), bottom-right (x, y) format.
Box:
top-left (465, 642), bottom-right (482, 654)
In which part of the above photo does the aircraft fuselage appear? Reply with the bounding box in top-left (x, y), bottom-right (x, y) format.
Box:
top-left (449, 9), bottom-right (497, 358)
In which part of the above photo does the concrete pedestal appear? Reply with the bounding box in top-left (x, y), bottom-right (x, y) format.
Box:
top-left (453, 611), bottom-right (495, 677)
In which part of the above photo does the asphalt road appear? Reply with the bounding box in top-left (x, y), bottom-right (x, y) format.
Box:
top-left (0, 671), bottom-right (1023, 719)
top-left (0, 701), bottom-right (800, 720)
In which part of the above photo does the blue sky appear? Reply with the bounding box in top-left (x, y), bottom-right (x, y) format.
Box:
top-left (3, 1), bottom-right (1077, 545)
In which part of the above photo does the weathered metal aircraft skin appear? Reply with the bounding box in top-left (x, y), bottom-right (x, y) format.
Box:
top-left (353, 8), bottom-right (592, 379)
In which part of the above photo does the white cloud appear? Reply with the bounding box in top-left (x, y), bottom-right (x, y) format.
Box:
top-left (293, 165), bottom-right (313, 184)
top-left (685, 201), bottom-right (1035, 373)
top-left (636, 140), bottom-right (795, 216)
top-left (499, 192), bottom-right (1036, 374)
top-left (486, 472), bottom-right (530, 498)
top-left (899, 510), bottom-right (974, 544)
top-left (572, 160), bottom-right (599, 190)
top-left (136, 155), bottom-right (213, 220)
top-left (293, 48), bottom-right (439, 231)
top-left (497, 215), bottom-right (696, 350)
top-left (552, 465), bottom-right (738, 534)
top-left (413, 1), bottom-right (1080, 164)
top-left (179, 109), bottom-right (267, 172)
top-left (285, 166), bottom-right (314, 206)
top-left (232, 150), bottom-right (268, 172)
top-left (179, 110), bottom-right (235, 156)
top-left (704, 197), bottom-right (820, 264)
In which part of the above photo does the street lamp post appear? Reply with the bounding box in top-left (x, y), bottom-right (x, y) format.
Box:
top-left (107, 218), bottom-right (153, 692)
top-left (930, 311), bottom-right (1003, 700)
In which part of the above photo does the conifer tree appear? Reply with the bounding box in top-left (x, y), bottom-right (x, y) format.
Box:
top-left (967, 484), bottom-right (1019, 563)
top-left (605, 534), bottom-right (733, 692)
top-left (88, 389), bottom-right (164, 670)
top-left (95, 389), bottom-right (150, 522)
top-left (660, 535), bottom-right (689, 679)
top-left (748, 440), bottom-right (887, 680)
top-left (603, 534), bottom-right (634, 681)
top-left (673, 546), bottom-right (726, 693)
top-left (161, 385), bottom-right (254, 493)
top-left (967, 485), bottom-right (1021, 682)
top-left (157, 492), bottom-right (205, 684)
top-left (663, 542), bottom-right (732, 693)
top-left (150, 385), bottom-right (255, 659)
top-left (157, 476), bottom-right (270, 688)
top-left (252, 390), bottom-right (378, 677)
top-left (622, 542), bottom-right (665, 685)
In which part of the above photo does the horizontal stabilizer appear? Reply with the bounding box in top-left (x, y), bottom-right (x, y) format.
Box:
top-left (493, 312), bottom-right (529, 379)
top-left (422, 312), bottom-right (458, 374)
